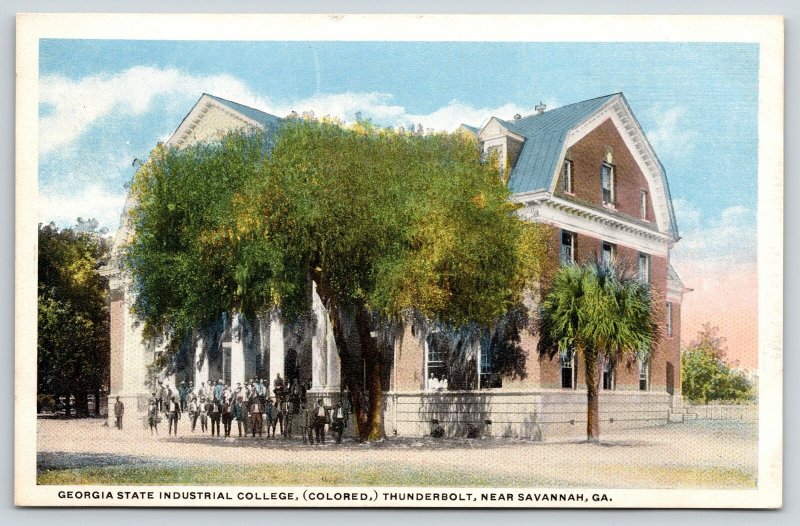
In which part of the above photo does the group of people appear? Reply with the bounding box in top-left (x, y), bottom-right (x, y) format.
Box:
top-left (144, 374), bottom-right (348, 444)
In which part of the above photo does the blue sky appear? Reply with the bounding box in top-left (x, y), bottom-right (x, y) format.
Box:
top-left (38, 40), bottom-right (759, 271)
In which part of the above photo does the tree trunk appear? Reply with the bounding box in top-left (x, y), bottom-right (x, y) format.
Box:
top-left (316, 279), bottom-right (385, 441)
top-left (584, 350), bottom-right (600, 443)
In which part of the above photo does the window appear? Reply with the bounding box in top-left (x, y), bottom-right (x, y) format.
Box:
top-left (222, 343), bottom-right (232, 387)
top-left (639, 361), bottom-right (650, 391)
top-left (601, 242), bottom-right (614, 267)
top-left (562, 159), bottom-right (574, 194)
top-left (637, 253), bottom-right (651, 283)
top-left (640, 190), bottom-right (648, 220)
top-left (479, 331), bottom-right (502, 389)
top-left (601, 162), bottom-right (615, 205)
top-left (666, 302), bottom-right (673, 337)
top-left (425, 333), bottom-right (448, 390)
top-left (560, 350), bottom-right (576, 389)
top-left (560, 230), bottom-right (576, 265)
top-left (602, 359), bottom-right (615, 390)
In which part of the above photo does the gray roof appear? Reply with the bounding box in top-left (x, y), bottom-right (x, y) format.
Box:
top-left (205, 93), bottom-right (282, 132)
top-left (499, 93), bottom-right (618, 194)
top-left (467, 92), bottom-right (679, 240)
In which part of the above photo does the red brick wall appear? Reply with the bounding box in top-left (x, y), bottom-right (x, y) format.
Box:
top-left (534, 225), bottom-right (671, 392)
top-left (555, 118), bottom-right (656, 225)
top-left (394, 323), bottom-right (425, 391)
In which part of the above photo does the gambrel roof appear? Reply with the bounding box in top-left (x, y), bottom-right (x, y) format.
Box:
top-left (463, 93), bottom-right (680, 240)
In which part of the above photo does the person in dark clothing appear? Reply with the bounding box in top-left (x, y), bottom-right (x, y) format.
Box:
top-left (331, 401), bottom-right (346, 444)
top-left (166, 395), bottom-right (181, 435)
top-left (222, 397), bottom-right (234, 437)
top-left (147, 394), bottom-right (159, 435)
top-left (113, 396), bottom-right (124, 430)
top-left (313, 398), bottom-right (328, 444)
top-left (209, 397), bottom-right (222, 437)
top-left (233, 395), bottom-right (247, 437)
top-left (250, 394), bottom-right (264, 437)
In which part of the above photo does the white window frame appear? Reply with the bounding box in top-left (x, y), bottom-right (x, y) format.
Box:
top-left (666, 302), bottom-right (673, 338)
top-left (602, 358), bottom-right (615, 390)
top-left (424, 332), bottom-right (448, 390)
top-left (638, 252), bottom-right (651, 284)
top-left (560, 230), bottom-right (576, 265)
top-left (562, 159), bottom-right (574, 194)
top-left (601, 242), bottom-right (615, 267)
top-left (639, 360), bottom-right (650, 391)
top-left (560, 350), bottom-right (577, 389)
top-left (640, 190), bottom-right (648, 220)
top-left (601, 162), bottom-right (615, 206)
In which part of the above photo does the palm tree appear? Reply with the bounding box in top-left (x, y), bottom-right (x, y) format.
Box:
top-left (537, 259), bottom-right (658, 442)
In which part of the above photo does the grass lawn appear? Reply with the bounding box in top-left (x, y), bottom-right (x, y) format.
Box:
top-left (37, 461), bottom-right (755, 488)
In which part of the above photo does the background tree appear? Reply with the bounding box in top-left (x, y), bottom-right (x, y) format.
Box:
top-left (537, 260), bottom-right (658, 442)
top-left (127, 121), bottom-right (549, 440)
top-left (681, 324), bottom-right (754, 404)
top-left (38, 221), bottom-right (111, 416)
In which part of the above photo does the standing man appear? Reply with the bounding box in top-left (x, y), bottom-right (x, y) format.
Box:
top-left (178, 381), bottom-right (188, 412)
top-left (222, 396), bottom-right (234, 437)
top-left (166, 395), bottom-right (181, 436)
top-left (331, 401), bottom-right (346, 444)
top-left (113, 396), bottom-right (124, 430)
top-left (197, 382), bottom-right (207, 401)
top-left (300, 402), bottom-right (312, 445)
top-left (273, 373), bottom-right (285, 400)
top-left (147, 394), bottom-right (159, 435)
top-left (313, 398), bottom-right (328, 444)
top-left (250, 393), bottom-right (264, 437)
top-left (284, 396), bottom-right (294, 438)
top-left (233, 395), bottom-right (247, 438)
top-left (198, 396), bottom-right (208, 434)
top-left (160, 382), bottom-right (170, 412)
top-left (209, 396), bottom-right (221, 437)
top-left (188, 396), bottom-right (200, 432)
top-left (264, 397), bottom-right (275, 438)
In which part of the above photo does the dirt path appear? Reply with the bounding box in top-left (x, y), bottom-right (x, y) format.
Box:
top-left (37, 418), bottom-right (757, 488)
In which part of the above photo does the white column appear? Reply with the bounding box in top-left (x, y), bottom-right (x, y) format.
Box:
top-left (325, 313), bottom-right (340, 390)
top-left (230, 339), bottom-right (244, 387)
top-left (269, 311), bottom-right (285, 394)
top-left (311, 281), bottom-right (327, 390)
top-left (195, 335), bottom-right (209, 385)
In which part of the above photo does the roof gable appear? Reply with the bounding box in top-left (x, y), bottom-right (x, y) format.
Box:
top-left (466, 93), bottom-right (678, 240)
top-left (504, 94), bottom-right (618, 194)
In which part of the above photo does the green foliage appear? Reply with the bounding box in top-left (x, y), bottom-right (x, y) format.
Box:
top-left (38, 222), bottom-right (110, 401)
top-left (128, 122), bottom-right (548, 338)
top-left (681, 324), bottom-right (754, 404)
top-left (537, 259), bottom-right (658, 441)
top-left (537, 260), bottom-right (658, 363)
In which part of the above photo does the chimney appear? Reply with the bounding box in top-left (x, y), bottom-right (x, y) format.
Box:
top-left (535, 102), bottom-right (546, 115)
top-left (513, 113), bottom-right (522, 120)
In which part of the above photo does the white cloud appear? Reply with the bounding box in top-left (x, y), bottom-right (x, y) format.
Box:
top-left (671, 200), bottom-right (757, 269)
top-left (645, 105), bottom-right (698, 160)
top-left (39, 66), bottom-right (265, 155)
top-left (40, 66), bottom-right (550, 155)
top-left (39, 184), bottom-right (127, 234)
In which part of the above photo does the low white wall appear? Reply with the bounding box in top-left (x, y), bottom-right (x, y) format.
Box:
top-left (384, 389), bottom-right (672, 440)
top-left (687, 403), bottom-right (757, 421)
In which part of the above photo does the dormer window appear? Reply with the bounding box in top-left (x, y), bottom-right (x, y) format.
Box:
top-left (562, 159), bottom-right (574, 194)
top-left (601, 162), bottom-right (615, 205)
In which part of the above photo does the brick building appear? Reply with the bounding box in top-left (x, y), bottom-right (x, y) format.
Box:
top-left (105, 92), bottom-right (688, 438)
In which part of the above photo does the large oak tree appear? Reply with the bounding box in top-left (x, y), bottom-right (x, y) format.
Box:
top-left (127, 120), bottom-right (548, 440)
